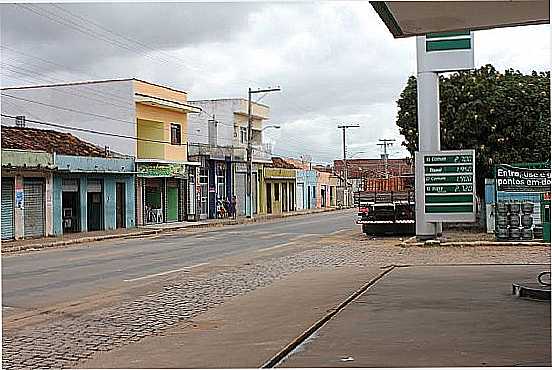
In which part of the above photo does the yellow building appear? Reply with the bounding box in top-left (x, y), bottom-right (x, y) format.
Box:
top-left (260, 158), bottom-right (297, 215)
top-left (132, 79), bottom-right (202, 225)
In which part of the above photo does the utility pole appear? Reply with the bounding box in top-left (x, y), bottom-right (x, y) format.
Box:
top-left (377, 138), bottom-right (395, 178)
top-left (247, 86), bottom-right (281, 218)
top-left (337, 124), bottom-right (359, 207)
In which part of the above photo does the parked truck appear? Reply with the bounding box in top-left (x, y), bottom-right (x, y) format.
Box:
top-left (355, 175), bottom-right (416, 236)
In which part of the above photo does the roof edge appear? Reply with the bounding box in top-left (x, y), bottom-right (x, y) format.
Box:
top-left (1, 78), bottom-right (134, 91)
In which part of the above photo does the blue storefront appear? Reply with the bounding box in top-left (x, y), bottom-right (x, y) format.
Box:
top-left (52, 155), bottom-right (136, 235)
top-left (296, 169), bottom-right (317, 210)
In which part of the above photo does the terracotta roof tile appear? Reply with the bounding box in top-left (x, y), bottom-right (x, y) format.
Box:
top-left (269, 157), bottom-right (297, 169)
top-left (1, 126), bottom-right (107, 157)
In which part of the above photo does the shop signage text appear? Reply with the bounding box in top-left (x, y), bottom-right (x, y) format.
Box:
top-left (496, 164), bottom-right (551, 192)
top-left (138, 164), bottom-right (185, 178)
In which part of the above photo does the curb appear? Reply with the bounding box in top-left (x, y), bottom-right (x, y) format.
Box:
top-left (2, 207), bottom-right (350, 254)
top-left (2, 229), bottom-right (160, 254)
top-left (260, 266), bottom-right (395, 368)
top-left (400, 240), bottom-right (550, 248)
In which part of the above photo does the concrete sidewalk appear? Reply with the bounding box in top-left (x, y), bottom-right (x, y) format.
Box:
top-left (1, 207), bottom-right (346, 254)
top-left (280, 264), bottom-right (551, 368)
top-left (77, 267), bottom-right (382, 369)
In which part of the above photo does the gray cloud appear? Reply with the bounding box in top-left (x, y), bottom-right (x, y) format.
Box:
top-left (1, 2), bottom-right (549, 163)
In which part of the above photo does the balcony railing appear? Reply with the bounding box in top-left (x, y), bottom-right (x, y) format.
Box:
top-left (188, 142), bottom-right (273, 163)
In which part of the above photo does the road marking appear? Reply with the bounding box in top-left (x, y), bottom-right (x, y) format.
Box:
top-left (123, 262), bottom-right (209, 282)
top-left (258, 242), bottom-right (296, 252)
top-left (329, 229), bottom-right (349, 235)
top-left (292, 233), bottom-right (319, 239)
top-left (259, 232), bottom-right (293, 240)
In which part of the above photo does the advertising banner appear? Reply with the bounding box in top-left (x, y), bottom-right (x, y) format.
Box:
top-left (495, 164), bottom-right (550, 193)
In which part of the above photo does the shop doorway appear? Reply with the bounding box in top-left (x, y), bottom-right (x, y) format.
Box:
top-left (87, 179), bottom-right (103, 231)
top-left (116, 182), bottom-right (126, 229)
top-left (266, 183), bottom-right (272, 214)
top-left (62, 178), bottom-right (80, 233)
top-left (145, 178), bottom-right (163, 224)
top-left (166, 179), bottom-right (179, 222)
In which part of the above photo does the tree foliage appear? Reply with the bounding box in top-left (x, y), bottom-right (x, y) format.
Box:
top-left (396, 64), bottom-right (550, 195)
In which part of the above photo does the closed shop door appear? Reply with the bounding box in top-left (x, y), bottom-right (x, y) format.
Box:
top-left (87, 179), bottom-right (103, 232)
top-left (297, 183), bottom-right (304, 210)
top-left (167, 186), bottom-right (179, 222)
top-left (1, 178), bottom-right (15, 240)
top-left (116, 182), bottom-right (126, 228)
top-left (235, 173), bottom-right (246, 216)
top-left (24, 178), bottom-right (45, 238)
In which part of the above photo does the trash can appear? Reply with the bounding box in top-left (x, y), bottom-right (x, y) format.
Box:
top-left (540, 192), bottom-right (551, 243)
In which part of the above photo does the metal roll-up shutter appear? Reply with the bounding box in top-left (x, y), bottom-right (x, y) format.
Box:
top-left (23, 178), bottom-right (45, 238)
top-left (236, 173), bottom-right (246, 216)
top-left (1, 178), bottom-right (15, 240)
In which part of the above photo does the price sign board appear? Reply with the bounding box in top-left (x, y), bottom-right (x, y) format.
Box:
top-left (416, 150), bottom-right (476, 222)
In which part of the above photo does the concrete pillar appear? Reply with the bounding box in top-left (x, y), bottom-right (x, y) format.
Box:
top-left (79, 176), bottom-right (87, 232)
top-left (45, 173), bottom-right (54, 236)
top-left (416, 71), bottom-right (443, 239)
top-left (136, 177), bottom-right (143, 226)
top-left (14, 174), bottom-right (24, 239)
top-left (52, 175), bottom-right (63, 236)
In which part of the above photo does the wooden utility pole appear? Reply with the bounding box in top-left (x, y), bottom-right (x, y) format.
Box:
top-left (337, 124), bottom-right (359, 207)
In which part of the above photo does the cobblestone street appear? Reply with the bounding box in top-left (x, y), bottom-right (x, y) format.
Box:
top-left (3, 228), bottom-right (549, 369)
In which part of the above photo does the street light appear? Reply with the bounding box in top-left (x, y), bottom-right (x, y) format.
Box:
top-left (260, 125), bottom-right (281, 132)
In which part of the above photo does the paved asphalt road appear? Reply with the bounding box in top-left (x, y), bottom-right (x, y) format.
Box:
top-left (2, 210), bottom-right (357, 312)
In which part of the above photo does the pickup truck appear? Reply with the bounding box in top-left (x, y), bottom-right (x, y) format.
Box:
top-left (356, 189), bottom-right (416, 236)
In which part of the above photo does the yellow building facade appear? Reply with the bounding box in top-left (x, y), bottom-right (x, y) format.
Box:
top-left (132, 79), bottom-right (201, 226)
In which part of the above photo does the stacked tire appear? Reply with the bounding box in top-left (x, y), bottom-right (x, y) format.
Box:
top-left (521, 201), bottom-right (535, 240)
top-left (508, 202), bottom-right (521, 240)
top-left (495, 201), bottom-right (535, 241)
top-left (495, 202), bottom-right (509, 241)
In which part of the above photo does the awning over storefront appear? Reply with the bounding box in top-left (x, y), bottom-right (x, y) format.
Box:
top-left (371, 1), bottom-right (549, 38)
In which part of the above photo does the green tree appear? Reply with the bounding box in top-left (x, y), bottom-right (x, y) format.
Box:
top-left (396, 64), bottom-right (550, 196)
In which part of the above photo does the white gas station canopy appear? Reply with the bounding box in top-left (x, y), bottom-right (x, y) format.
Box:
top-left (371, 1), bottom-right (549, 38)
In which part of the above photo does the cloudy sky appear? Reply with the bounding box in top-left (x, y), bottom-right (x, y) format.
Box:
top-left (1, 2), bottom-right (549, 164)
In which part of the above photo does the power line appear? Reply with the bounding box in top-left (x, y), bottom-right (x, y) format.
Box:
top-left (1, 113), bottom-right (185, 146)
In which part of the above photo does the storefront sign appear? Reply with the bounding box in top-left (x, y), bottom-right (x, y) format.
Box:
top-left (495, 164), bottom-right (551, 192)
top-left (416, 149), bottom-right (476, 222)
top-left (137, 163), bottom-right (186, 178)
